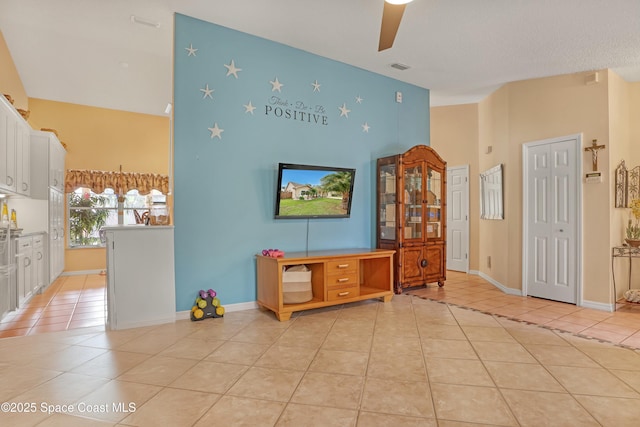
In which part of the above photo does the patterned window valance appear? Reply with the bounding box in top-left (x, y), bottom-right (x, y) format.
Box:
top-left (65, 169), bottom-right (169, 195)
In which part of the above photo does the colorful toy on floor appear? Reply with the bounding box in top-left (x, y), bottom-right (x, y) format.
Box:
top-left (262, 248), bottom-right (285, 258)
top-left (190, 289), bottom-right (225, 321)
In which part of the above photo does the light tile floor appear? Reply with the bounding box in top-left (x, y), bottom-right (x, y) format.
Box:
top-left (1, 272), bottom-right (640, 425)
top-left (0, 274), bottom-right (106, 338)
top-left (409, 271), bottom-right (640, 350)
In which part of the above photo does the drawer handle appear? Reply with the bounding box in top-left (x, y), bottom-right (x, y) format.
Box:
top-left (338, 291), bottom-right (350, 297)
top-left (337, 278), bottom-right (350, 283)
top-left (337, 264), bottom-right (349, 268)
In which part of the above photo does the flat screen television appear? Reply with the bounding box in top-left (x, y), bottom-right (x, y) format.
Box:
top-left (275, 163), bottom-right (356, 219)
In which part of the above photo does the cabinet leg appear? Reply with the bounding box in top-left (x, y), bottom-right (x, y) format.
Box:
top-left (382, 294), bottom-right (393, 303)
top-left (438, 281), bottom-right (445, 287)
top-left (275, 312), bottom-right (292, 321)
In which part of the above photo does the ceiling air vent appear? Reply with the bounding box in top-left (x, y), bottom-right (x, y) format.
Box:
top-left (390, 63), bottom-right (410, 71)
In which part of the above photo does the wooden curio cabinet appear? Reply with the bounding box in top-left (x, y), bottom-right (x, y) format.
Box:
top-left (377, 145), bottom-right (446, 293)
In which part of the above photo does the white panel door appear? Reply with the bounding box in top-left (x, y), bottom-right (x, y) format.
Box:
top-left (524, 137), bottom-right (578, 304)
top-left (447, 165), bottom-right (469, 272)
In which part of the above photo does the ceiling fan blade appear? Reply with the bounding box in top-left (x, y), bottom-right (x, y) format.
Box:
top-left (378, 3), bottom-right (406, 51)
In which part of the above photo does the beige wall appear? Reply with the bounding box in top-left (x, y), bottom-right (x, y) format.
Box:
top-left (508, 72), bottom-right (610, 303)
top-left (430, 104), bottom-right (480, 271)
top-left (478, 86), bottom-right (511, 287)
top-left (431, 70), bottom-right (640, 306)
top-left (0, 31), bottom-right (28, 110)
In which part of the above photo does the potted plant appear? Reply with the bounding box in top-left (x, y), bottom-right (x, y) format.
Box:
top-left (626, 199), bottom-right (640, 247)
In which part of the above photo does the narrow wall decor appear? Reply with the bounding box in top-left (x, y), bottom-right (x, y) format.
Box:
top-left (480, 164), bottom-right (504, 220)
top-left (615, 160), bottom-right (640, 208)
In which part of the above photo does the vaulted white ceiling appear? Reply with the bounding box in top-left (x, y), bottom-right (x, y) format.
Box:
top-left (2, 0), bottom-right (640, 116)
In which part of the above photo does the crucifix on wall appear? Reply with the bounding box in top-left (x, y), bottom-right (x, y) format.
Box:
top-left (584, 139), bottom-right (606, 172)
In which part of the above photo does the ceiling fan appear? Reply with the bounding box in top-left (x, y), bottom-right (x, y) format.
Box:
top-left (378, 0), bottom-right (413, 51)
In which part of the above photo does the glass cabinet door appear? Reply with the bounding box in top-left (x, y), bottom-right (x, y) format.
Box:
top-left (403, 164), bottom-right (423, 239)
top-left (378, 163), bottom-right (396, 241)
top-left (426, 166), bottom-right (442, 239)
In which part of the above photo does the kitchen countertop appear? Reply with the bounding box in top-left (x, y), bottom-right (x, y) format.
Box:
top-left (16, 230), bottom-right (47, 237)
top-left (101, 225), bottom-right (174, 231)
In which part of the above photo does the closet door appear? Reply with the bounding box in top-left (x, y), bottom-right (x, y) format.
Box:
top-left (524, 137), bottom-right (578, 304)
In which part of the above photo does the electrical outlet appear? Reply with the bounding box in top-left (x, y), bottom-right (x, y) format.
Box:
top-left (487, 256), bottom-right (491, 268)
top-left (395, 91), bottom-right (402, 103)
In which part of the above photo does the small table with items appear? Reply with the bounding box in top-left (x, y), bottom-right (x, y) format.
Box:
top-left (611, 245), bottom-right (640, 310)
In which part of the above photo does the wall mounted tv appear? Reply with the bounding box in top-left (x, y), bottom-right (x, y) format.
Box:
top-left (275, 163), bottom-right (356, 219)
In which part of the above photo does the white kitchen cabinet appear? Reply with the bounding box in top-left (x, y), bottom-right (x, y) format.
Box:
top-left (1, 95), bottom-right (31, 196)
top-left (30, 130), bottom-right (67, 198)
top-left (32, 233), bottom-right (46, 295)
top-left (104, 225), bottom-right (175, 330)
top-left (14, 232), bottom-right (47, 308)
top-left (15, 235), bottom-right (33, 307)
top-left (30, 130), bottom-right (66, 286)
top-left (49, 188), bottom-right (64, 283)
top-left (0, 270), bottom-right (9, 320)
top-left (0, 227), bottom-right (15, 320)
top-left (0, 95), bottom-right (22, 193)
top-left (50, 137), bottom-right (65, 192)
top-left (16, 121), bottom-right (30, 196)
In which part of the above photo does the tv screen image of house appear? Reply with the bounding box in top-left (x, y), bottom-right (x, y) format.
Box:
top-left (275, 163), bottom-right (356, 219)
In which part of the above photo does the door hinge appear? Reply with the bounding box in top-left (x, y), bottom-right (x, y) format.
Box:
top-left (465, 177), bottom-right (468, 182)
top-left (465, 253), bottom-right (468, 259)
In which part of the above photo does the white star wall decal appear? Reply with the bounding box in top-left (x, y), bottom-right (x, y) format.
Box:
top-left (224, 60), bottom-right (242, 78)
top-left (244, 101), bottom-right (256, 114)
top-left (270, 77), bottom-right (284, 92)
top-left (185, 44), bottom-right (198, 56)
top-left (362, 122), bottom-right (370, 133)
top-left (200, 84), bottom-right (214, 99)
top-left (356, 96), bottom-right (363, 104)
top-left (208, 123), bottom-right (224, 139)
top-left (338, 103), bottom-right (351, 118)
top-left (311, 80), bottom-right (321, 92)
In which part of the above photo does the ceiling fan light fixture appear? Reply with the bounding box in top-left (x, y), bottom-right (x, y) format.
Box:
top-left (379, 1), bottom-right (411, 51)
top-left (385, 0), bottom-right (414, 5)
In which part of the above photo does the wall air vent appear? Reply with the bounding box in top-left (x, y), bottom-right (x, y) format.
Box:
top-left (130, 15), bottom-right (160, 28)
top-left (390, 63), bottom-right (410, 71)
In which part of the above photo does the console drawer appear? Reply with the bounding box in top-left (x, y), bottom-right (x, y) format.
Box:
top-left (328, 286), bottom-right (359, 301)
top-left (327, 259), bottom-right (358, 275)
top-left (326, 272), bottom-right (358, 288)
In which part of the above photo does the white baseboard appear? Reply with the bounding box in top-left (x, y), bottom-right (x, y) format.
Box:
top-left (581, 299), bottom-right (615, 312)
top-left (110, 316), bottom-right (176, 330)
top-left (470, 270), bottom-right (523, 296)
top-left (175, 300), bottom-right (260, 320)
top-left (470, 271), bottom-right (614, 313)
top-left (61, 269), bottom-right (104, 276)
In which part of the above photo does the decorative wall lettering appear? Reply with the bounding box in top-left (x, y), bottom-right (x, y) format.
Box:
top-left (264, 96), bottom-right (329, 125)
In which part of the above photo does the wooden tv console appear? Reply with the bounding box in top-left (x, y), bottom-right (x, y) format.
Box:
top-left (256, 248), bottom-right (395, 321)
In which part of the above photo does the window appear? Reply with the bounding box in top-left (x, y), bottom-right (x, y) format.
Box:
top-left (68, 187), bottom-right (166, 247)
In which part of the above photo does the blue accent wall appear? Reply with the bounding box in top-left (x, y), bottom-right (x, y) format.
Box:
top-left (174, 13), bottom-right (429, 310)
